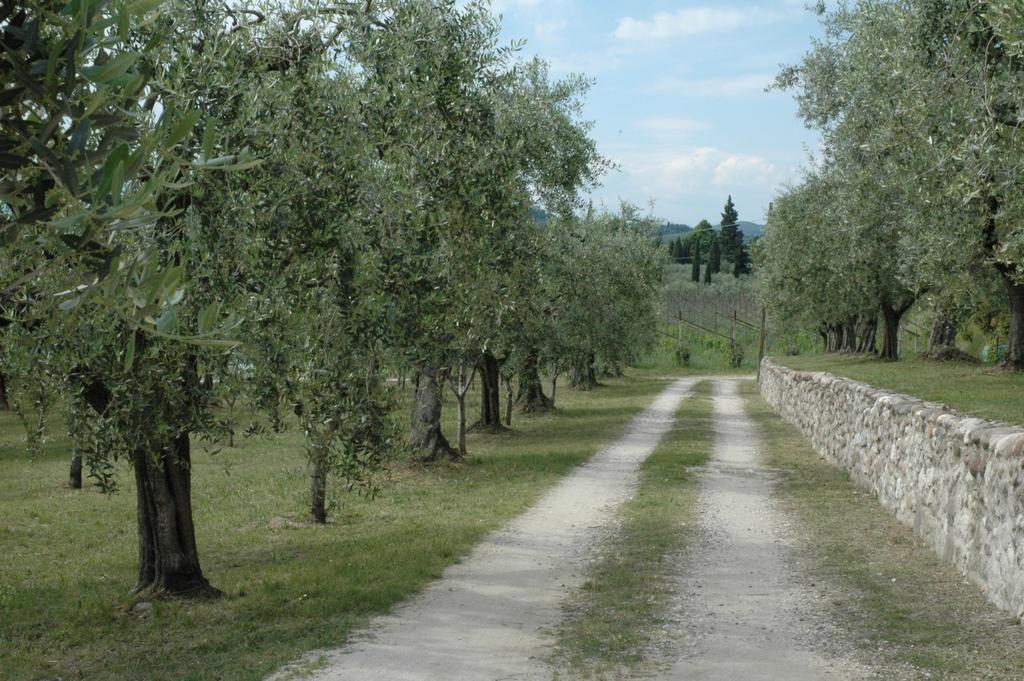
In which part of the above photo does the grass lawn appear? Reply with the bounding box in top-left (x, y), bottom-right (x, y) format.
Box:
top-left (0, 371), bottom-right (685, 681)
top-left (774, 353), bottom-right (1024, 425)
top-left (744, 381), bottom-right (1024, 679)
top-left (551, 380), bottom-right (714, 679)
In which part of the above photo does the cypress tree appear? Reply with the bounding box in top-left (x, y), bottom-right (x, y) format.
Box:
top-left (691, 243), bottom-right (702, 282)
top-left (703, 256), bottom-right (712, 284)
top-left (719, 195), bottom-right (742, 262)
top-left (668, 238), bottom-right (679, 261)
top-left (733, 242), bottom-right (751, 276)
top-left (679, 238), bottom-right (691, 263)
top-left (709, 239), bottom-right (722, 273)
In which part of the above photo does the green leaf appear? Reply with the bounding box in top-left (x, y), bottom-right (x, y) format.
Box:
top-left (81, 52), bottom-right (139, 84)
top-left (118, 7), bottom-right (130, 39)
top-left (155, 307), bottom-right (177, 333)
top-left (0, 223), bottom-right (19, 246)
top-left (50, 212), bottom-right (87, 232)
top-left (124, 332), bottom-right (136, 371)
top-left (201, 120), bottom-right (217, 161)
top-left (159, 266), bottom-right (184, 300)
top-left (58, 297), bottom-right (81, 312)
top-left (110, 159), bottom-right (125, 203)
top-left (128, 0), bottom-right (164, 18)
top-left (164, 109), bottom-right (201, 149)
top-left (82, 90), bottom-right (108, 117)
top-left (198, 301), bottom-right (222, 335)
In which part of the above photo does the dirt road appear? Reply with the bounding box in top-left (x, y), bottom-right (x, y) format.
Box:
top-left (271, 378), bottom-right (868, 681)
top-left (657, 379), bottom-right (863, 680)
top-left (270, 378), bottom-right (696, 681)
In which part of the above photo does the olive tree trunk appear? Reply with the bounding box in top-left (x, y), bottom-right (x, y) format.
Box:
top-left (924, 307), bottom-right (965, 360)
top-left (449, 360), bottom-right (475, 458)
top-left (928, 315), bottom-right (958, 352)
top-left (132, 433), bottom-right (220, 597)
top-left (0, 370), bottom-right (8, 410)
top-left (309, 455), bottom-right (327, 524)
top-left (69, 448), bottom-right (83, 489)
top-left (476, 350), bottom-right (502, 430)
top-left (1004, 278), bottom-right (1024, 371)
top-left (824, 324), bottom-right (843, 353)
top-left (984, 194), bottom-right (1023, 371)
top-left (841, 319), bottom-right (856, 353)
top-left (855, 316), bottom-right (878, 354)
top-left (501, 372), bottom-right (514, 426)
top-left (410, 362), bottom-right (457, 461)
top-left (569, 352), bottom-right (597, 391)
top-left (517, 350), bottom-right (552, 413)
top-left (880, 301), bottom-right (912, 361)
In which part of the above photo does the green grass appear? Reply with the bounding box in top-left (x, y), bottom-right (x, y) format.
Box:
top-left (633, 335), bottom-right (755, 376)
top-left (774, 353), bottom-right (1024, 424)
top-left (0, 372), bottom-right (681, 681)
top-left (743, 380), bottom-right (1024, 679)
top-left (551, 380), bottom-right (714, 679)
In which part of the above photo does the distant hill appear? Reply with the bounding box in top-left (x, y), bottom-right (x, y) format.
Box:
top-left (658, 220), bottom-right (764, 242)
top-left (655, 222), bottom-right (692, 238)
top-left (533, 209), bottom-right (764, 242)
top-left (724, 221), bottom-right (765, 241)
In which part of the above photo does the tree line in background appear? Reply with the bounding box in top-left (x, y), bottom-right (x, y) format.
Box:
top-left (757, 0), bottom-right (1024, 369)
top-left (665, 195), bottom-right (752, 285)
top-left (0, 0), bottom-right (663, 597)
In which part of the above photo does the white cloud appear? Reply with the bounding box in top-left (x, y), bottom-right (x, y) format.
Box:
top-left (637, 117), bottom-right (711, 134)
top-left (653, 73), bottom-right (777, 97)
top-left (614, 7), bottom-right (781, 41)
top-left (611, 146), bottom-right (782, 195)
top-left (713, 154), bottom-right (779, 186)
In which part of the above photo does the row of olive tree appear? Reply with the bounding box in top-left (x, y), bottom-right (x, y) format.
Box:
top-left (0, 0), bottom-right (662, 597)
top-left (757, 0), bottom-right (1024, 368)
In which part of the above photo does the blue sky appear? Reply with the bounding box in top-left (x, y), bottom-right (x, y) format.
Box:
top-left (488, 0), bottom-right (825, 226)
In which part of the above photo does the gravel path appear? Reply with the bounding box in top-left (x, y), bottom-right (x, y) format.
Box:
top-left (269, 378), bottom-right (696, 681)
top-left (657, 379), bottom-right (864, 680)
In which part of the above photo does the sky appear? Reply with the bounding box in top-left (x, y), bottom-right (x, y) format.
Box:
top-left (487, 0), bottom-right (826, 226)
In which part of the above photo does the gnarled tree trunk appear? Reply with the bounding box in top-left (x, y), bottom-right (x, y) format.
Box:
top-left (450, 361), bottom-right (475, 458)
top-left (569, 352), bottom-right (597, 391)
top-left (880, 300), bottom-right (912, 361)
top-left (476, 350), bottom-right (502, 430)
top-left (517, 350), bottom-right (552, 413)
top-left (855, 316), bottom-right (877, 354)
top-left (410, 362), bottom-right (457, 461)
top-left (841, 319), bottom-right (856, 353)
top-left (501, 373), bottom-right (513, 426)
top-left (0, 370), bottom-right (8, 410)
top-left (825, 324), bottom-right (844, 353)
top-left (983, 193), bottom-right (1023, 371)
top-left (928, 315), bottom-right (958, 352)
top-left (1004, 278), bottom-right (1024, 371)
top-left (133, 433), bottom-right (219, 597)
top-left (69, 448), bottom-right (83, 489)
top-left (309, 456), bottom-right (327, 524)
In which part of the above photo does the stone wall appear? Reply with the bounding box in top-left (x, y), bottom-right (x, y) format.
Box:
top-left (759, 357), bottom-right (1024, 617)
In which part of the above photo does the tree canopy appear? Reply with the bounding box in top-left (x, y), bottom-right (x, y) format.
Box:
top-left (759, 0), bottom-right (1024, 367)
top-left (0, 0), bottom-right (665, 597)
